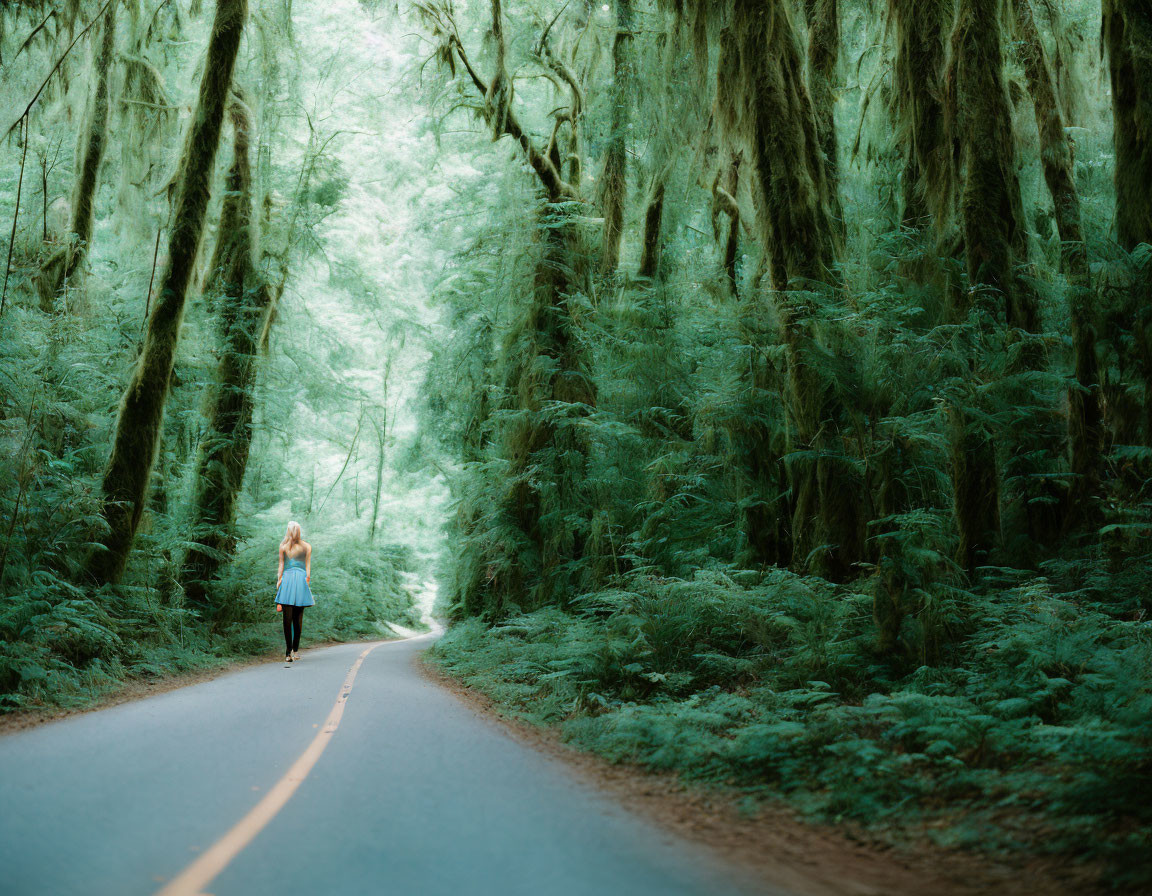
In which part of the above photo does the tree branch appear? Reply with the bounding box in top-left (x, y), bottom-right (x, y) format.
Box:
top-left (440, 9), bottom-right (577, 202)
top-left (3, 0), bottom-right (117, 141)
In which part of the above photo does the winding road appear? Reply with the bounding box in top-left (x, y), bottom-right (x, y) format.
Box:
top-left (0, 632), bottom-right (770, 895)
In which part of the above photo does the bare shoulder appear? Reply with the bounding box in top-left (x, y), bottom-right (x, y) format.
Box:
top-left (304, 541), bottom-right (313, 554)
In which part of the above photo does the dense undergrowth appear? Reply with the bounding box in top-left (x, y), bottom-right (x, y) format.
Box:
top-left (412, 0), bottom-right (1152, 884)
top-left (1, 3), bottom-right (446, 714)
top-left (430, 561), bottom-right (1152, 885)
top-left (0, 303), bottom-right (421, 711)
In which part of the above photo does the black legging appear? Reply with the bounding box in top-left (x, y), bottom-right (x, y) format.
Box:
top-left (282, 605), bottom-right (305, 654)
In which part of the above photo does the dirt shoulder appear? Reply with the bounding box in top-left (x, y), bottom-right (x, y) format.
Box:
top-left (420, 655), bottom-right (1109, 896)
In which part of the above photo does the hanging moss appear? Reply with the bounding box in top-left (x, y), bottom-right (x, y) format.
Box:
top-left (180, 94), bottom-right (273, 607)
top-left (1013, 0), bottom-right (1101, 520)
top-left (88, 0), bottom-right (249, 586)
top-left (888, 0), bottom-right (954, 229)
top-left (37, 2), bottom-right (116, 309)
top-left (599, 0), bottom-right (634, 276)
top-left (804, 0), bottom-right (842, 229)
top-left (946, 0), bottom-right (1037, 331)
top-left (1103, 0), bottom-right (1152, 251)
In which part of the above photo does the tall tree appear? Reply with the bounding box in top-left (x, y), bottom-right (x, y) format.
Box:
top-left (88, 0), bottom-right (249, 585)
top-left (888, 0), bottom-right (954, 229)
top-left (1103, 0), bottom-right (1152, 250)
top-left (804, 0), bottom-right (842, 227)
top-left (37, 1), bottom-right (116, 308)
top-left (600, 0), bottom-right (634, 276)
top-left (421, 1), bottom-right (595, 613)
top-left (180, 94), bottom-right (272, 605)
top-left (713, 0), bottom-right (863, 579)
top-left (948, 0), bottom-right (1036, 331)
top-left (944, 0), bottom-right (1035, 572)
top-left (1013, 0), bottom-right (1101, 519)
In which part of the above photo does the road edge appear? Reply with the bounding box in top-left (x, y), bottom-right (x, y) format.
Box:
top-left (417, 652), bottom-right (1105, 896)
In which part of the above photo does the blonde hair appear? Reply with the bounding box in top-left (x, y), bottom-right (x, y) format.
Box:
top-left (281, 520), bottom-right (302, 550)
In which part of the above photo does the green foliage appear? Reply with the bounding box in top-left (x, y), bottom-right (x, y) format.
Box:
top-left (431, 565), bottom-right (1152, 881)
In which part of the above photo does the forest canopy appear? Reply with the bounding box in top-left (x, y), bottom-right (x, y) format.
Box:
top-left (2, 0), bottom-right (1151, 886)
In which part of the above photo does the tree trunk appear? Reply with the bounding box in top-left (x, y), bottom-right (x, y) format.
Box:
top-left (1103, 0), bottom-right (1152, 250)
top-left (721, 0), bottom-right (862, 580)
top-left (942, 0), bottom-right (1031, 571)
top-left (88, 0), bottom-right (248, 586)
top-left (180, 95), bottom-right (272, 606)
top-left (948, 0), bottom-right (1036, 331)
top-left (889, 0), bottom-right (954, 229)
top-left (637, 176), bottom-right (665, 279)
top-left (721, 154), bottom-right (741, 298)
top-left (497, 215), bottom-right (596, 611)
top-left (804, 0), bottom-right (842, 229)
top-left (948, 403), bottom-right (1001, 573)
top-left (38, 3), bottom-right (116, 309)
top-left (600, 0), bottom-right (633, 276)
top-left (429, 0), bottom-right (592, 616)
top-left (369, 415), bottom-right (386, 542)
top-left (1013, 0), bottom-right (1101, 520)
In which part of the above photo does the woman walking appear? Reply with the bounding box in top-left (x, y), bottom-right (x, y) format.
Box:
top-left (276, 521), bottom-right (314, 663)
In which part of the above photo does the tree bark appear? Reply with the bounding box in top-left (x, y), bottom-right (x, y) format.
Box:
top-left (1013, 0), bottom-right (1101, 520)
top-left (888, 0), bottom-right (954, 229)
top-left (88, 0), bottom-right (248, 586)
top-left (804, 0), bottom-right (842, 229)
top-left (180, 95), bottom-right (272, 605)
top-left (637, 176), bottom-right (665, 279)
top-left (1103, 0), bottom-right (1152, 251)
top-left (948, 404), bottom-right (1001, 573)
top-left (38, 2), bottom-right (116, 309)
top-left (600, 0), bottom-right (633, 276)
top-left (721, 153), bottom-right (741, 297)
top-left (720, 0), bottom-right (862, 580)
top-left (369, 414), bottom-right (386, 542)
top-left (948, 0), bottom-right (1036, 331)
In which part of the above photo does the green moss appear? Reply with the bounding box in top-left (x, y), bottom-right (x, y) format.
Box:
top-left (429, 568), bottom-right (1152, 883)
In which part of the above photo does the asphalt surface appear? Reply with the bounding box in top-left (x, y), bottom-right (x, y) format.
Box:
top-left (0, 634), bottom-right (774, 895)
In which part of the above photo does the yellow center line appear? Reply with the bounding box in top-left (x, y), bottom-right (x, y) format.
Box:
top-left (156, 641), bottom-right (389, 896)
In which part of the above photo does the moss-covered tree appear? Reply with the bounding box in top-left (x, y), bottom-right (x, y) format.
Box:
top-left (600, 0), bottom-right (633, 276)
top-left (88, 0), bottom-right (249, 585)
top-left (713, 0), bottom-right (863, 579)
top-left (1013, 0), bottom-right (1101, 520)
top-left (947, 0), bottom-right (1035, 331)
top-left (421, 1), bottom-right (596, 614)
top-left (1103, 0), bottom-right (1152, 251)
top-left (888, 0), bottom-right (954, 229)
top-left (804, 0), bottom-right (841, 227)
top-left (37, 2), bottom-right (116, 308)
top-left (179, 94), bottom-right (272, 606)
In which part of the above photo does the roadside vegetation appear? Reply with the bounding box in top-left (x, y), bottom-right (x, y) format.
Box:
top-left (0, 1), bottom-right (448, 712)
top-left (418, 0), bottom-right (1152, 886)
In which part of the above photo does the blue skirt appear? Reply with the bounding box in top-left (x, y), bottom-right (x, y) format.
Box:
top-left (277, 567), bottom-right (315, 607)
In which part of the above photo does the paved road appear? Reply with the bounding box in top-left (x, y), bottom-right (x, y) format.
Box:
top-left (0, 635), bottom-right (773, 895)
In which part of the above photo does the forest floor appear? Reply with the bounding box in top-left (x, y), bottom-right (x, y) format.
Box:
top-left (422, 659), bottom-right (1116, 896)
